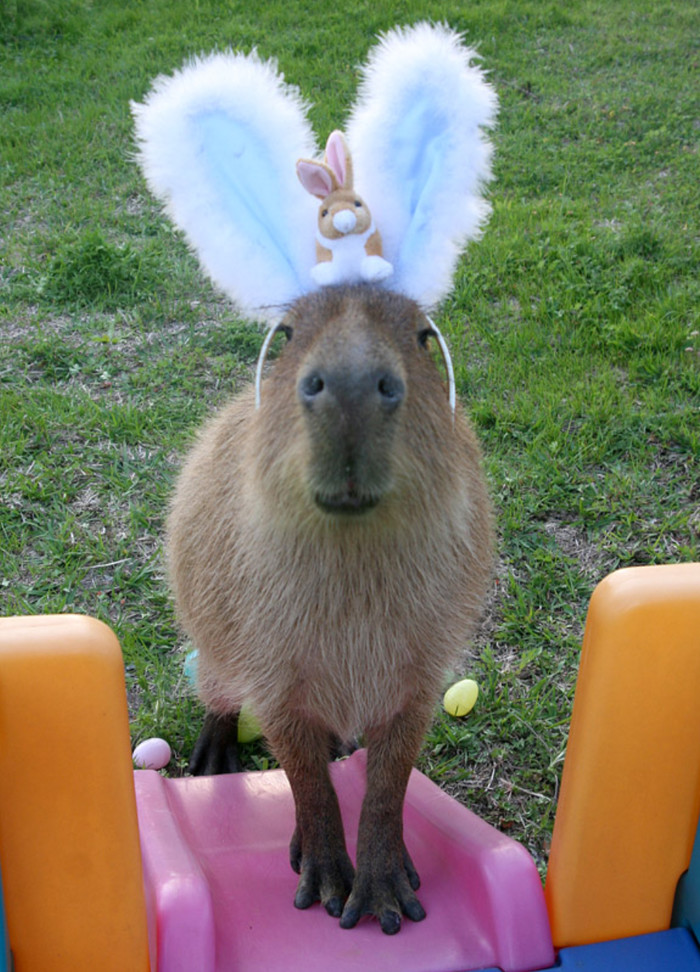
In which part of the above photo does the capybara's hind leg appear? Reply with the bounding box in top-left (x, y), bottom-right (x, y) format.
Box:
top-left (189, 710), bottom-right (242, 775)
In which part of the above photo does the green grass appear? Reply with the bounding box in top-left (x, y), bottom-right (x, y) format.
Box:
top-left (1, 0), bottom-right (698, 869)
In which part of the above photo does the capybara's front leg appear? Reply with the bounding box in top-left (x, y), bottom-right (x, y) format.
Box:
top-left (340, 704), bottom-right (432, 934)
top-left (267, 717), bottom-right (355, 917)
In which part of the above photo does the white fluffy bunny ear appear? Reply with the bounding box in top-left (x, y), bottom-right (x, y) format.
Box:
top-left (346, 23), bottom-right (498, 309)
top-left (132, 51), bottom-right (319, 323)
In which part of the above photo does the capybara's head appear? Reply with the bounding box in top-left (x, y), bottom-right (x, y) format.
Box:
top-left (255, 285), bottom-right (459, 524)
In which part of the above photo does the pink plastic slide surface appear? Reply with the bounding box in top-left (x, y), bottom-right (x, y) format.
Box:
top-left (135, 749), bottom-right (553, 972)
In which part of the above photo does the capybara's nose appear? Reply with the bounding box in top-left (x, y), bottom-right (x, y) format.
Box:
top-left (298, 366), bottom-right (405, 418)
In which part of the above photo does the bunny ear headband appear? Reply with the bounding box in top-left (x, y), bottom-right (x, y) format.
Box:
top-left (132, 22), bottom-right (497, 406)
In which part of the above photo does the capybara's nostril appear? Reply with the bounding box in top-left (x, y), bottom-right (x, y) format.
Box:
top-left (299, 372), bottom-right (325, 407)
top-left (377, 372), bottom-right (405, 412)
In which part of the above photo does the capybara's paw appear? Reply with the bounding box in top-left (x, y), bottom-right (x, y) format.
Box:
top-left (339, 849), bottom-right (425, 934)
top-left (290, 829), bottom-right (355, 917)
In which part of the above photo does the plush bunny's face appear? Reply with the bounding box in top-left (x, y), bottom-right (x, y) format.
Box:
top-left (318, 189), bottom-right (373, 240)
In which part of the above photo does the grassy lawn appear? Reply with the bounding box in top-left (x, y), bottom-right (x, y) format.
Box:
top-left (1, 0), bottom-right (698, 873)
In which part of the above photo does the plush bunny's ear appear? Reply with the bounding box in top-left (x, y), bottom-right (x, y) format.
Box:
top-left (324, 130), bottom-right (353, 190)
top-left (296, 158), bottom-right (337, 199)
top-left (346, 23), bottom-right (498, 309)
top-left (132, 51), bottom-right (319, 322)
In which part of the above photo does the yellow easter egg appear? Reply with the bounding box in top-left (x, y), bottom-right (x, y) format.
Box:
top-left (237, 704), bottom-right (263, 743)
top-left (443, 678), bottom-right (479, 717)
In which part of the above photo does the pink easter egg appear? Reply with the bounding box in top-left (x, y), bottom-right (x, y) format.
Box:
top-left (132, 737), bottom-right (172, 770)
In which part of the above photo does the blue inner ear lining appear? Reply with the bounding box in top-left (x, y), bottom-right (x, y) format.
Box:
top-left (386, 95), bottom-right (450, 275)
top-left (391, 95), bottom-right (449, 216)
top-left (390, 98), bottom-right (447, 215)
top-left (195, 111), bottom-right (304, 290)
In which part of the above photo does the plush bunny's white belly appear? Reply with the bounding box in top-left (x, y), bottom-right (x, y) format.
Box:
top-left (312, 224), bottom-right (392, 286)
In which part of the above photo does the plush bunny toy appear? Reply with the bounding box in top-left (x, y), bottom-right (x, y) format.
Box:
top-left (296, 130), bottom-right (393, 286)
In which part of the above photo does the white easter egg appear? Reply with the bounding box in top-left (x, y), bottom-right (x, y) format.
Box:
top-left (443, 679), bottom-right (479, 717)
top-left (133, 737), bottom-right (172, 770)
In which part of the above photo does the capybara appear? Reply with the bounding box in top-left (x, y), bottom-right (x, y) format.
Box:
top-left (167, 283), bottom-right (493, 934)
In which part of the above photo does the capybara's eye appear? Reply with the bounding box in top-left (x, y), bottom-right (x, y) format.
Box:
top-left (322, 209), bottom-right (329, 217)
top-left (354, 200), bottom-right (362, 208)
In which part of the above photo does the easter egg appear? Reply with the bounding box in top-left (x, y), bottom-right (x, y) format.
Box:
top-left (443, 678), bottom-right (479, 717)
top-left (183, 648), bottom-right (198, 687)
top-left (133, 737), bottom-right (172, 770)
top-left (238, 704), bottom-right (262, 743)
top-left (183, 648), bottom-right (262, 743)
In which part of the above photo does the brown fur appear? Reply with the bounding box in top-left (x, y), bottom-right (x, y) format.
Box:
top-left (167, 284), bottom-right (493, 932)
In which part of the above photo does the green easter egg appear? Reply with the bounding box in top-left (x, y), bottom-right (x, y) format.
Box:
top-left (184, 649), bottom-right (261, 742)
top-left (238, 704), bottom-right (262, 743)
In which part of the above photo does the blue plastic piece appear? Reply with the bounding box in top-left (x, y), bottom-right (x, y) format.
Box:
top-left (534, 928), bottom-right (700, 971)
top-left (0, 864), bottom-right (11, 972)
top-left (673, 813), bottom-right (700, 943)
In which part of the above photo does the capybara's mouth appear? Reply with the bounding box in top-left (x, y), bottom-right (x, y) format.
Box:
top-left (315, 490), bottom-right (379, 515)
